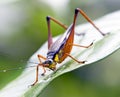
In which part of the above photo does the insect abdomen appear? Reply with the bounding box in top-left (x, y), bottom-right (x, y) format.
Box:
top-left (58, 30), bottom-right (74, 63)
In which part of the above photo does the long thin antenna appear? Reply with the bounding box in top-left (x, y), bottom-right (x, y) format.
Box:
top-left (0, 61), bottom-right (39, 73)
top-left (0, 65), bottom-right (37, 72)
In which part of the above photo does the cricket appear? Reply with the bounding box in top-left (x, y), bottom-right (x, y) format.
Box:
top-left (31, 8), bottom-right (106, 86)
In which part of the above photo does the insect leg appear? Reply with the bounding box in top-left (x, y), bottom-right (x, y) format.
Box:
top-left (31, 64), bottom-right (39, 86)
top-left (37, 54), bottom-right (47, 75)
top-left (46, 16), bottom-right (53, 49)
top-left (65, 53), bottom-right (86, 64)
top-left (46, 16), bottom-right (68, 29)
top-left (31, 55), bottom-right (47, 86)
top-left (73, 8), bottom-right (106, 36)
top-left (46, 16), bottom-right (68, 49)
top-left (37, 54), bottom-right (46, 62)
top-left (72, 42), bottom-right (93, 48)
top-left (31, 63), bottom-right (46, 86)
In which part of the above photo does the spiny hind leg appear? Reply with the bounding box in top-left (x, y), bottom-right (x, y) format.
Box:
top-left (46, 16), bottom-right (68, 49)
top-left (74, 8), bottom-right (106, 36)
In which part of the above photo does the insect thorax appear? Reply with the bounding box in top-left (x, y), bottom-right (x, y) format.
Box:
top-left (47, 50), bottom-right (63, 63)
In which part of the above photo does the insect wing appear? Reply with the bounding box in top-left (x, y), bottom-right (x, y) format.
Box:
top-left (48, 24), bottom-right (73, 53)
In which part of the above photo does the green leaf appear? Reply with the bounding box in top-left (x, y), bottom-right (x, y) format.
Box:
top-left (0, 11), bottom-right (120, 97)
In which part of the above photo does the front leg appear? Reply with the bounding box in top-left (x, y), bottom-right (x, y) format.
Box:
top-left (31, 54), bottom-right (46, 86)
top-left (31, 64), bottom-right (39, 86)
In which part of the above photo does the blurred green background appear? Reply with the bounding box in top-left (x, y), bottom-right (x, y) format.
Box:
top-left (0, 0), bottom-right (120, 97)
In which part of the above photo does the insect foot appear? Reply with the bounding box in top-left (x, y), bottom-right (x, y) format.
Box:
top-left (77, 60), bottom-right (86, 64)
top-left (41, 73), bottom-right (45, 76)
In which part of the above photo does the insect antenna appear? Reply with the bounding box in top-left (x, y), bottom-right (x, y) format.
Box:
top-left (0, 61), bottom-right (39, 73)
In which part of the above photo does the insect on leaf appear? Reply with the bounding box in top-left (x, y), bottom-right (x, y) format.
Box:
top-left (0, 10), bottom-right (120, 97)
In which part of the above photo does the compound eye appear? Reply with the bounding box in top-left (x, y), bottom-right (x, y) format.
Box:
top-left (48, 59), bottom-right (53, 64)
